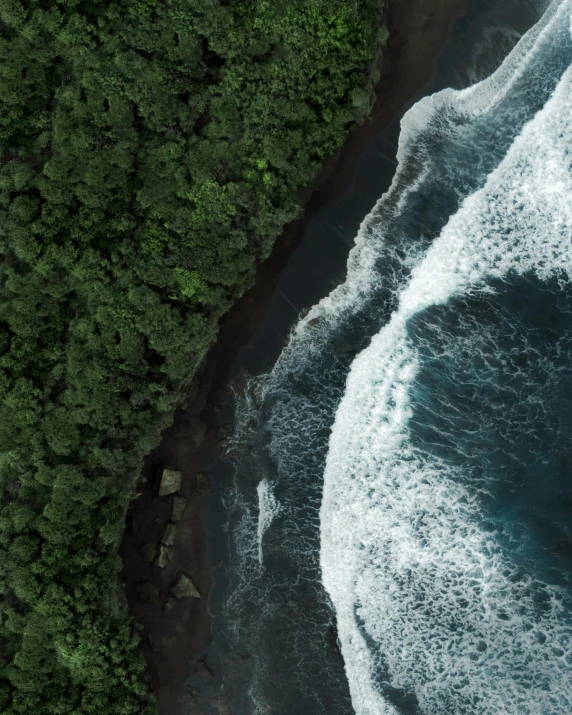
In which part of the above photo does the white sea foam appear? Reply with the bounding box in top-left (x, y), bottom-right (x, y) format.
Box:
top-left (285, 0), bottom-right (568, 349)
top-left (256, 479), bottom-right (280, 566)
top-left (222, 2), bottom-right (572, 712)
top-left (321, 6), bottom-right (572, 714)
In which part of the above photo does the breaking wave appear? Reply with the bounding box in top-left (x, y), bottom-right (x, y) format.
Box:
top-left (321, 3), bottom-right (572, 713)
top-left (215, 2), bottom-right (572, 713)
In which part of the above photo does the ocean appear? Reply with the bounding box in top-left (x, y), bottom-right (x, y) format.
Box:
top-left (203, 1), bottom-right (572, 713)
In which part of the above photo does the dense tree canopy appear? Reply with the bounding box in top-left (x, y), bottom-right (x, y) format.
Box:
top-left (0, 0), bottom-right (384, 711)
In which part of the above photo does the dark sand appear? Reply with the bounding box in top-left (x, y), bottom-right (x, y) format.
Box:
top-left (119, 1), bottom-right (473, 713)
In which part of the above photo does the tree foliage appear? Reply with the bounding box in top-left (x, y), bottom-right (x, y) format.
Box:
top-left (0, 0), bottom-right (384, 711)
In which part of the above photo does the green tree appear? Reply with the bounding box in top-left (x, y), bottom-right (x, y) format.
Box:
top-left (0, 0), bottom-right (385, 711)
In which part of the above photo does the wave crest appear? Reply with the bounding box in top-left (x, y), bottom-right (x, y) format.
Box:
top-left (321, 6), bottom-right (572, 713)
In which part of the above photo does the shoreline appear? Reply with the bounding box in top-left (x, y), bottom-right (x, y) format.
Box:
top-left (119, 1), bottom-right (472, 713)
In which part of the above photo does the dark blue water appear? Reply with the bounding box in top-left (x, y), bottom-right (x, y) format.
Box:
top-left (199, 1), bottom-right (572, 714)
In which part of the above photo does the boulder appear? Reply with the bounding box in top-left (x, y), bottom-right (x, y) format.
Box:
top-left (210, 695), bottom-right (232, 715)
top-left (135, 581), bottom-right (160, 605)
top-left (156, 543), bottom-right (172, 569)
top-left (164, 594), bottom-right (178, 612)
top-left (180, 692), bottom-right (203, 715)
top-left (158, 466), bottom-right (182, 496)
top-left (195, 471), bottom-right (210, 494)
top-left (160, 523), bottom-right (177, 547)
top-left (194, 659), bottom-right (213, 679)
top-left (141, 541), bottom-right (158, 563)
top-left (171, 495), bottom-right (186, 523)
top-left (171, 573), bottom-right (200, 599)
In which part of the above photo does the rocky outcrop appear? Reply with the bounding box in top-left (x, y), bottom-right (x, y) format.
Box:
top-left (158, 466), bottom-right (182, 496)
top-left (160, 523), bottom-right (178, 547)
top-left (171, 495), bottom-right (186, 522)
top-left (164, 594), bottom-right (178, 612)
top-left (171, 574), bottom-right (200, 599)
top-left (194, 659), bottom-right (213, 679)
top-left (156, 543), bottom-right (172, 568)
top-left (141, 541), bottom-right (158, 563)
top-left (180, 692), bottom-right (204, 715)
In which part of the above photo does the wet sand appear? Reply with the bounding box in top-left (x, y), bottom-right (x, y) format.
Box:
top-left (119, 1), bottom-right (473, 713)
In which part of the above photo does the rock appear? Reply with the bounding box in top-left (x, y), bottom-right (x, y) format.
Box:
top-left (210, 695), bottom-right (232, 715)
top-left (194, 659), bottom-right (213, 679)
top-left (135, 581), bottom-right (160, 605)
top-left (158, 466), bottom-right (182, 496)
top-left (171, 573), bottom-right (200, 599)
top-left (160, 522), bottom-right (177, 547)
top-left (171, 495), bottom-right (186, 522)
top-left (140, 540), bottom-right (158, 563)
top-left (180, 692), bottom-right (203, 715)
top-left (164, 594), bottom-right (178, 612)
top-left (195, 471), bottom-right (210, 494)
top-left (156, 543), bottom-right (172, 568)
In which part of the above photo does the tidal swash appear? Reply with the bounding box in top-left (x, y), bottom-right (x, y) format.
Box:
top-left (212, 2), bottom-right (572, 713)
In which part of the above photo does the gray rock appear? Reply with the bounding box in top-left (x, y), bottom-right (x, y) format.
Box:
top-left (156, 543), bottom-right (172, 568)
top-left (160, 522), bottom-right (177, 547)
top-left (164, 594), bottom-right (178, 612)
top-left (210, 695), bottom-right (232, 714)
top-left (171, 495), bottom-right (186, 522)
top-left (171, 573), bottom-right (200, 599)
top-left (141, 541), bottom-right (158, 563)
top-left (195, 659), bottom-right (213, 679)
top-left (180, 692), bottom-right (203, 715)
top-left (158, 466), bottom-right (182, 496)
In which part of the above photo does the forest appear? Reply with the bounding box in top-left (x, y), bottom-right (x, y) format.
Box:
top-left (0, 0), bottom-right (384, 712)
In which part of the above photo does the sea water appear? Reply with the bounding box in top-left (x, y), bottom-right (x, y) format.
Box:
top-left (209, 1), bottom-right (572, 713)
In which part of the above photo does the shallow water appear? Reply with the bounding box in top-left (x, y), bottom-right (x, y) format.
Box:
top-left (203, 1), bottom-right (572, 713)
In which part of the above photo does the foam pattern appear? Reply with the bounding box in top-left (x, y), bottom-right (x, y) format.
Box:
top-left (217, 2), bottom-right (572, 712)
top-left (256, 479), bottom-right (280, 566)
top-left (321, 7), bottom-right (572, 713)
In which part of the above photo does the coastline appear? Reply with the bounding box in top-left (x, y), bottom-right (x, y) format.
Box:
top-left (119, 1), bottom-right (472, 713)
